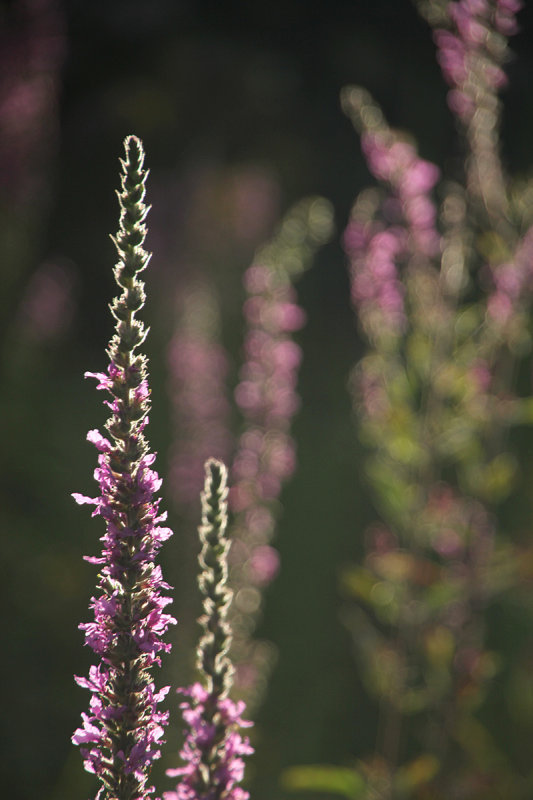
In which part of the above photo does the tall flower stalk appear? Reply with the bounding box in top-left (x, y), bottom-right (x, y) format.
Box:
top-left (419, 0), bottom-right (522, 226)
top-left (72, 135), bottom-right (176, 800)
top-left (166, 459), bottom-right (253, 800)
top-left (229, 197), bottom-right (333, 707)
top-left (333, 7), bottom-right (531, 791)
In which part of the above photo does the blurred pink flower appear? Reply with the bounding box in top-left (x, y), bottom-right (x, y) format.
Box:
top-left (247, 546), bottom-right (280, 586)
top-left (167, 285), bottom-right (232, 508)
top-left (17, 259), bottom-right (77, 341)
top-left (0, 0), bottom-right (65, 205)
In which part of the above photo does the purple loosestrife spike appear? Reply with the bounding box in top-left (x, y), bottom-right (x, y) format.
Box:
top-left (341, 90), bottom-right (441, 351)
top-left (72, 135), bottom-right (176, 800)
top-left (166, 459), bottom-right (253, 800)
top-left (419, 0), bottom-right (523, 224)
top-left (229, 197), bottom-right (333, 706)
top-left (340, 23), bottom-right (524, 791)
top-left (342, 87), bottom-right (441, 261)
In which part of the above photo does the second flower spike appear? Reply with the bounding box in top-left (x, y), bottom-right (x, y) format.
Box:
top-left (166, 459), bottom-right (253, 800)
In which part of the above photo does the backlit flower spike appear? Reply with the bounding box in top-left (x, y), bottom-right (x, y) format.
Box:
top-left (197, 459), bottom-right (234, 697)
top-left (72, 135), bottom-right (176, 800)
top-left (165, 459), bottom-right (253, 800)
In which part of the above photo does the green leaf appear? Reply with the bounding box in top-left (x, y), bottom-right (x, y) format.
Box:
top-left (394, 755), bottom-right (440, 792)
top-left (282, 765), bottom-right (366, 799)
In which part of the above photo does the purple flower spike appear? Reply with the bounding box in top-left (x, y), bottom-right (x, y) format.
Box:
top-left (341, 89), bottom-right (441, 344)
top-left (229, 198), bottom-right (333, 706)
top-left (423, 0), bottom-right (522, 217)
top-left (166, 460), bottom-right (253, 800)
top-left (432, 0), bottom-right (523, 113)
top-left (72, 135), bottom-right (176, 800)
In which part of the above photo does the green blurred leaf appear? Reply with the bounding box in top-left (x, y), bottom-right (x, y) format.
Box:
top-left (454, 305), bottom-right (483, 339)
top-left (340, 565), bottom-right (378, 602)
top-left (394, 754), bottom-right (440, 792)
top-left (477, 231), bottom-right (510, 264)
top-left (282, 765), bottom-right (366, 799)
top-left (467, 452), bottom-right (517, 501)
top-left (504, 396), bottom-right (533, 425)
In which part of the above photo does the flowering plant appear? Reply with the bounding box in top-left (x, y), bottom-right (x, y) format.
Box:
top-left (71, 135), bottom-right (177, 800)
top-left (166, 459), bottom-right (253, 800)
top-left (60, 4), bottom-right (533, 800)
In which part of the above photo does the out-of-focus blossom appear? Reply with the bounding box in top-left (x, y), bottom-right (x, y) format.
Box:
top-left (230, 168), bottom-right (281, 245)
top-left (344, 221), bottom-right (407, 338)
top-left (433, 0), bottom-right (523, 116)
top-left (487, 225), bottom-right (533, 326)
top-left (167, 284), bottom-right (232, 509)
top-left (0, 0), bottom-right (64, 206)
top-left (360, 131), bottom-right (440, 258)
top-left (167, 163), bottom-right (280, 258)
top-left (229, 198), bottom-right (333, 705)
top-left (426, 0), bottom-right (523, 220)
top-left (341, 90), bottom-right (441, 348)
top-left (230, 261), bottom-right (304, 693)
top-left (16, 258), bottom-right (78, 342)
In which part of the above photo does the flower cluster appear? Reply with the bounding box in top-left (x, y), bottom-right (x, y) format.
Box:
top-left (229, 197), bottom-right (333, 702)
top-left (167, 685), bottom-right (253, 800)
top-left (166, 459), bottom-right (253, 800)
top-left (72, 136), bottom-right (176, 800)
top-left (231, 261), bottom-right (304, 558)
top-left (346, 482), bottom-right (496, 698)
top-left (433, 0), bottom-right (522, 119)
top-left (486, 224), bottom-right (533, 349)
top-left (343, 194), bottom-right (407, 341)
top-left (342, 88), bottom-right (441, 347)
top-left (360, 132), bottom-right (440, 259)
top-left (424, 0), bottom-right (523, 220)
